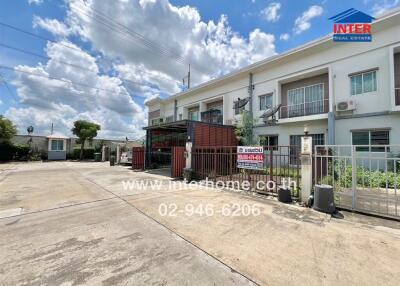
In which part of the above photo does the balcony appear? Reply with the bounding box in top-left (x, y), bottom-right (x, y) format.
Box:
top-left (201, 110), bottom-right (223, 125)
top-left (279, 99), bottom-right (329, 119)
top-left (396, 88), bottom-right (400, 106)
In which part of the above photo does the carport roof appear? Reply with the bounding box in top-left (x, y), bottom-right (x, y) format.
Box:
top-left (143, 120), bottom-right (189, 131)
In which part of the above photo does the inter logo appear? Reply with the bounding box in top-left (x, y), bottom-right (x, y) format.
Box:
top-left (329, 8), bottom-right (375, 42)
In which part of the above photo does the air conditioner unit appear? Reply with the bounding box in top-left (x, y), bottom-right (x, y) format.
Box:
top-left (336, 100), bottom-right (356, 112)
top-left (225, 119), bottom-right (233, 125)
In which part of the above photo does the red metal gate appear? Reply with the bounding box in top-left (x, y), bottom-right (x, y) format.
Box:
top-left (171, 146), bottom-right (185, 178)
top-left (132, 147), bottom-right (145, 170)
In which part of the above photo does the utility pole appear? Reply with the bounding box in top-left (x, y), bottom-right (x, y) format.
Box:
top-left (188, 64), bottom-right (190, 89)
top-left (182, 64), bottom-right (191, 90)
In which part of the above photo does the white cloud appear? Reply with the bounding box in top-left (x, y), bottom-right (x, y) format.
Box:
top-left (0, 99), bottom-right (3, 105)
top-left (6, 41), bottom-right (146, 139)
top-left (65, 0), bottom-right (276, 85)
top-left (33, 16), bottom-right (74, 37)
top-left (28, 0), bottom-right (43, 5)
top-left (293, 5), bottom-right (324, 35)
top-left (8, 0), bottom-right (279, 139)
top-left (279, 33), bottom-right (289, 41)
top-left (261, 2), bottom-right (281, 23)
top-left (371, 0), bottom-right (400, 16)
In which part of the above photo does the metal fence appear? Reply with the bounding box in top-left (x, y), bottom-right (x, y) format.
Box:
top-left (192, 146), bottom-right (300, 197)
top-left (314, 145), bottom-right (400, 219)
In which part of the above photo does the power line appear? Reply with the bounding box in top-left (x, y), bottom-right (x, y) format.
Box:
top-left (0, 64), bottom-right (137, 96)
top-left (0, 21), bottom-right (82, 53)
top-left (0, 42), bottom-right (163, 88)
top-left (71, 3), bottom-right (206, 74)
top-left (0, 73), bottom-right (19, 102)
top-left (0, 22), bottom-right (182, 85)
top-left (75, 4), bottom-right (186, 63)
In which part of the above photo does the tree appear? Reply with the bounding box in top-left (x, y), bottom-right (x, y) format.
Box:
top-left (234, 110), bottom-right (254, 145)
top-left (0, 115), bottom-right (17, 142)
top-left (71, 120), bottom-right (101, 160)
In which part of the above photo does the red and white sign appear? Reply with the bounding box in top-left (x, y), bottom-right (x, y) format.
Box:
top-left (237, 146), bottom-right (264, 170)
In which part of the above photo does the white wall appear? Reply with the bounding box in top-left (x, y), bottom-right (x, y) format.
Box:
top-left (253, 120), bottom-right (328, 146)
top-left (335, 114), bottom-right (400, 145)
top-left (146, 14), bottom-right (400, 144)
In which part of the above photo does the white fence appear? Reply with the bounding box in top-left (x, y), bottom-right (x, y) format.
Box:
top-left (314, 145), bottom-right (400, 219)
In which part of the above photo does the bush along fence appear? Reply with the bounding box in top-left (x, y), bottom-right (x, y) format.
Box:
top-left (191, 146), bottom-right (301, 198)
top-left (314, 145), bottom-right (400, 219)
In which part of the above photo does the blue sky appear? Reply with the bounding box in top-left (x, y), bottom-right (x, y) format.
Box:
top-left (0, 0), bottom-right (399, 138)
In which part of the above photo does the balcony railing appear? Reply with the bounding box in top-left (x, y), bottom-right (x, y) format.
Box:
top-left (201, 110), bottom-right (223, 125)
top-left (279, 99), bottom-right (329, 119)
top-left (396, 88), bottom-right (400, 106)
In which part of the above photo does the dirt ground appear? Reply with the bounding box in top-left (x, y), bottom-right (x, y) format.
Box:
top-left (0, 161), bottom-right (399, 285)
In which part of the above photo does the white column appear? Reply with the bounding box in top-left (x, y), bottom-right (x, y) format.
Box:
top-left (185, 141), bottom-right (192, 169)
top-left (300, 136), bottom-right (313, 204)
top-left (102, 145), bottom-right (106, 161)
top-left (116, 145), bottom-right (121, 164)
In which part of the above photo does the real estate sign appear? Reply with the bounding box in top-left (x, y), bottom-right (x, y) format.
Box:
top-left (237, 146), bottom-right (264, 170)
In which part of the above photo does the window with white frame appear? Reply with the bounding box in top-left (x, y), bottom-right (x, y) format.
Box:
top-left (287, 83), bottom-right (324, 117)
top-left (188, 107), bottom-right (199, 121)
top-left (350, 70), bottom-right (377, 95)
top-left (352, 130), bottom-right (389, 152)
top-left (51, 139), bottom-right (64, 151)
top-left (259, 135), bottom-right (278, 150)
top-left (259, 93), bottom-right (273, 110)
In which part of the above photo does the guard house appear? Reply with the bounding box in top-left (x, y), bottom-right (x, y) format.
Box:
top-left (143, 120), bottom-right (237, 170)
top-left (46, 134), bottom-right (68, 160)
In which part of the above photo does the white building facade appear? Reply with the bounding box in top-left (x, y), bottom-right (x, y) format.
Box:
top-left (146, 10), bottom-right (400, 150)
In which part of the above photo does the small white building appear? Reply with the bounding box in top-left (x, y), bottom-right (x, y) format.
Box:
top-left (46, 134), bottom-right (68, 160)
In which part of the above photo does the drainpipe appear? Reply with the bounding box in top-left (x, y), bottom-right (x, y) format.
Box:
top-left (174, 99), bottom-right (178, 121)
top-left (328, 67), bottom-right (335, 145)
top-left (248, 73), bottom-right (254, 144)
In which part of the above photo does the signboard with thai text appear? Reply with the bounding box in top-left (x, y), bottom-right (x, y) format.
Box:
top-left (237, 146), bottom-right (264, 170)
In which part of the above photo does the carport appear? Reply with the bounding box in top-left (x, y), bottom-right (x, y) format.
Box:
top-left (142, 120), bottom-right (237, 177)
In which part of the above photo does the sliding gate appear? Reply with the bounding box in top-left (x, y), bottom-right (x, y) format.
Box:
top-left (192, 146), bottom-right (300, 197)
top-left (314, 145), bottom-right (400, 219)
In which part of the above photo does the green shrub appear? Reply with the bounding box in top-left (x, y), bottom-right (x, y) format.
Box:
top-left (72, 148), bottom-right (95, 160)
top-left (13, 144), bottom-right (30, 160)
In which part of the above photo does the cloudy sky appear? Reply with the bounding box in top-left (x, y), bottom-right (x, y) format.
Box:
top-left (0, 0), bottom-right (399, 139)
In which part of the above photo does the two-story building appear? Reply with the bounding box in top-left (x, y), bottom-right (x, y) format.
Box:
top-left (146, 9), bottom-right (400, 153)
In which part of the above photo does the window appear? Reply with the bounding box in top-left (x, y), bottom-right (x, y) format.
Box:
top-left (166, 116), bottom-right (174, 123)
top-left (188, 108), bottom-right (199, 121)
top-left (259, 93), bottom-right (273, 110)
top-left (287, 84), bottom-right (324, 117)
top-left (151, 118), bottom-right (161, 126)
top-left (350, 70), bottom-right (377, 95)
top-left (51, 139), bottom-right (64, 151)
top-left (259, 135), bottom-right (278, 150)
top-left (179, 114), bottom-right (182, 120)
top-left (290, 134), bottom-right (325, 148)
top-left (352, 130), bottom-right (389, 152)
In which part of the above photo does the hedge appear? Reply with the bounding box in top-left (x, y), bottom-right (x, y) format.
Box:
top-left (0, 142), bottom-right (31, 161)
top-left (71, 148), bottom-right (95, 160)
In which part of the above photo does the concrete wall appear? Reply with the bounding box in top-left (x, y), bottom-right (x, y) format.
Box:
top-left (12, 135), bottom-right (141, 155)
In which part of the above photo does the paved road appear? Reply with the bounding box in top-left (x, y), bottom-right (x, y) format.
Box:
top-left (1, 162), bottom-right (400, 285)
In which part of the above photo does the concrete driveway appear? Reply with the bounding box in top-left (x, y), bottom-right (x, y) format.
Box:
top-left (0, 162), bottom-right (399, 285)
